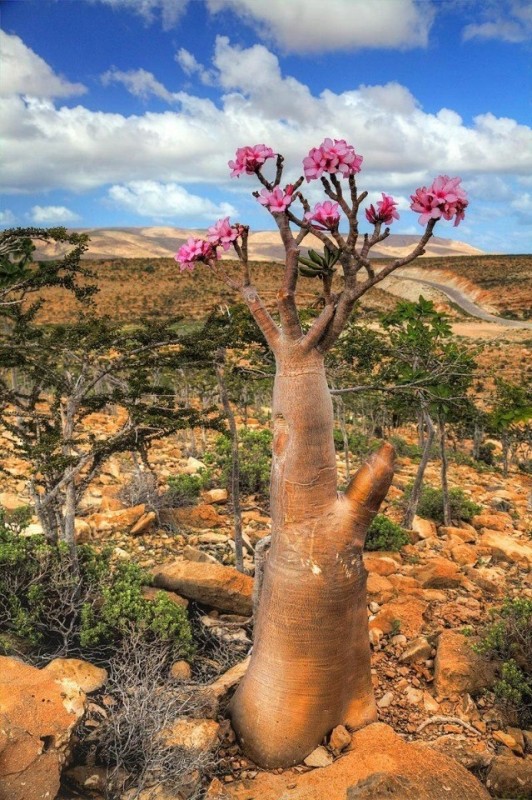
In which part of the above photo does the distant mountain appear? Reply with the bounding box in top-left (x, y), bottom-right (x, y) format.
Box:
top-left (35, 226), bottom-right (485, 260)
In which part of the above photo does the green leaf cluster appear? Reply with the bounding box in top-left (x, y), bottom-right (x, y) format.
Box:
top-left (403, 483), bottom-right (481, 523)
top-left (475, 598), bottom-right (532, 726)
top-left (365, 514), bottom-right (409, 552)
top-left (207, 429), bottom-right (273, 497)
top-left (0, 521), bottom-right (193, 661)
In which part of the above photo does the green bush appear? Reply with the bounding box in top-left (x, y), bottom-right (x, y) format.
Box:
top-left (0, 521), bottom-right (193, 662)
top-left (403, 484), bottom-right (481, 523)
top-left (207, 429), bottom-right (272, 497)
top-left (333, 430), bottom-right (381, 457)
top-left (365, 514), bottom-right (409, 552)
top-left (475, 597), bottom-right (532, 726)
top-left (388, 435), bottom-right (422, 460)
top-left (166, 469), bottom-right (210, 507)
top-left (476, 442), bottom-right (496, 466)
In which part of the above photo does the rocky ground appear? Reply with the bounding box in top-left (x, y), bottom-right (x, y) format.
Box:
top-left (1, 416), bottom-right (531, 799)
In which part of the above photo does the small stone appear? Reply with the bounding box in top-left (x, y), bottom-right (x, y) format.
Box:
top-left (400, 636), bottom-right (433, 664)
top-left (329, 725), bottom-right (351, 752)
top-left (377, 691), bottom-right (394, 709)
top-left (303, 746), bottom-right (333, 768)
top-left (493, 730), bottom-right (519, 751)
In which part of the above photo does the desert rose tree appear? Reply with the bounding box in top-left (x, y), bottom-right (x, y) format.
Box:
top-left (175, 140), bottom-right (468, 768)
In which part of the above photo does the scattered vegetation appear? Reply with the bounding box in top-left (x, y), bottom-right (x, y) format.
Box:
top-left (403, 483), bottom-right (481, 524)
top-left (0, 518), bottom-right (193, 663)
top-left (207, 429), bottom-right (272, 497)
top-left (475, 597), bottom-right (532, 726)
top-left (365, 514), bottom-right (409, 551)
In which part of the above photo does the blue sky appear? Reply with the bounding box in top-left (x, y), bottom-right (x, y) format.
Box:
top-left (1, 0), bottom-right (531, 253)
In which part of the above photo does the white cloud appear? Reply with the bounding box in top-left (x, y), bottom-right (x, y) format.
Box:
top-left (175, 49), bottom-right (216, 85)
top-left (1, 36), bottom-right (531, 208)
top-left (29, 206), bottom-right (81, 224)
top-left (107, 180), bottom-right (236, 219)
top-left (462, 0), bottom-right (532, 43)
top-left (0, 32), bottom-right (86, 98)
top-left (89, 0), bottom-right (189, 29)
top-left (206, 0), bottom-right (434, 52)
top-left (102, 67), bottom-right (178, 102)
top-left (510, 192), bottom-right (532, 223)
top-left (0, 209), bottom-right (16, 227)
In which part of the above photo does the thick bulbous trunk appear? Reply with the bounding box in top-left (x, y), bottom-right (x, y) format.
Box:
top-left (230, 343), bottom-right (394, 768)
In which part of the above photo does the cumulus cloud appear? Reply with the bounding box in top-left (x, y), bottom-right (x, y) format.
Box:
top-left (89, 0), bottom-right (189, 29)
top-left (1, 36), bottom-right (531, 204)
top-left (0, 209), bottom-right (16, 227)
top-left (102, 67), bottom-right (178, 102)
top-left (29, 206), bottom-right (81, 223)
top-left (175, 48), bottom-right (216, 85)
top-left (462, 0), bottom-right (532, 43)
top-left (0, 32), bottom-right (86, 98)
top-left (206, 0), bottom-right (434, 52)
top-left (107, 180), bottom-right (236, 219)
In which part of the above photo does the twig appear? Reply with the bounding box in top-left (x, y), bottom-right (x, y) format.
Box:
top-left (417, 715), bottom-right (480, 735)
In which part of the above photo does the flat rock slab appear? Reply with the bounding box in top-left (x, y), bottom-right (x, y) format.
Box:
top-left (206, 723), bottom-right (489, 800)
top-left (152, 560), bottom-right (253, 615)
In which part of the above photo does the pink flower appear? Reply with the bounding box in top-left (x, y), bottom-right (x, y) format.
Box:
top-left (410, 176), bottom-right (468, 227)
top-left (303, 138), bottom-right (363, 181)
top-left (257, 185), bottom-right (294, 214)
top-left (365, 193), bottom-right (399, 225)
top-left (229, 144), bottom-right (275, 178)
top-left (207, 217), bottom-right (240, 251)
top-left (304, 200), bottom-right (340, 230)
top-left (174, 237), bottom-right (216, 272)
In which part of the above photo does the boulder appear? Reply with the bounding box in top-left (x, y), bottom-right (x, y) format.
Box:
top-left (366, 573), bottom-right (395, 604)
top-left (152, 561), bottom-right (253, 615)
top-left (399, 636), bottom-right (432, 664)
top-left (0, 656), bottom-right (86, 800)
top-left (130, 510), bottom-right (157, 535)
top-left (479, 529), bottom-right (532, 567)
top-left (207, 723), bottom-right (490, 799)
top-left (485, 754), bottom-right (532, 797)
top-left (434, 631), bottom-right (496, 699)
top-left (414, 557), bottom-right (464, 589)
top-left (363, 553), bottom-right (400, 576)
top-left (369, 596), bottom-right (428, 638)
top-left (472, 512), bottom-right (513, 532)
top-left (203, 488), bottom-right (228, 505)
top-left (174, 503), bottom-right (223, 529)
top-left (440, 525), bottom-right (477, 543)
top-left (141, 585), bottom-right (189, 608)
top-left (412, 516), bottom-right (437, 539)
top-left (43, 657), bottom-right (107, 693)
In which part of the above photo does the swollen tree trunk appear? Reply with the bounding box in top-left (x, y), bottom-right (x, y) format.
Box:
top-left (403, 407), bottom-right (435, 529)
top-left (230, 343), bottom-right (394, 768)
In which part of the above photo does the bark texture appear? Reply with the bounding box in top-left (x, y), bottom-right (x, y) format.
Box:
top-left (230, 342), bottom-right (394, 768)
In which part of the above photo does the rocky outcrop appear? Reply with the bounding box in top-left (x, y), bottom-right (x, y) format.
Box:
top-left (206, 723), bottom-right (490, 799)
top-left (433, 630), bottom-right (496, 699)
top-left (152, 560), bottom-right (253, 615)
top-left (0, 656), bottom-right (86, 800)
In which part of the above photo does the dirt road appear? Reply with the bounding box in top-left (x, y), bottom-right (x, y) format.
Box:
top-left (405, 277), bottom-right (532, 331)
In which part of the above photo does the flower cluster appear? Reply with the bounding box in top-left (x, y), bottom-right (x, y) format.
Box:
top-left (304, 200), bottom-right (340, 230)
top-left (303, 138), bottom-right (363, 182)
top-left (365, 193), bottom-right (399, 226)
top-left (410, 175), bottom-right (468, 227)
top-left (175, 237), bottom-right (217, 272)
top-left (207, 217), bottom-right (240, 251)
top-left (229, 144), bottom-right (275, 178)
top-left (257, 185), bottom-right (294, 213)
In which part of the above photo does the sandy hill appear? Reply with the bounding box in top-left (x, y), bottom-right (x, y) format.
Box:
top-left (35, 226), bottom-right (484, 261)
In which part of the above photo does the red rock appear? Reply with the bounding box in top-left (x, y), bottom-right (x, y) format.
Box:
top-left (152, 560), bottom-right (253, 615)
top-left (434, 631), bottom-right (496, 699)
top-left (479, 530), bottom-right (532, 567)
top-left (0, 657), bottom-right (86, 800)
top-left (369, 596), bottom-right (428, 638)
top-left (43, 658), bottom-right (107, 693)
top-left (208, 723), bottom-right (490, 799)
top-left (472, 512), bottom-right (513, 532)
top-left (174, 503), bottom-right (223, 529)
top-left (414, 557), bottom-right (464, 589)
top-left (363, 554), bottom-right (400, 576)
top-left (366, 573), bottom-right (395, 604)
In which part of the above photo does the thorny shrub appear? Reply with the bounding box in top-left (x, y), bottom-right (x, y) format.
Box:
top-left (365, 514), bottom-right (409, 552)
top-left (403, 483), bottom-right (481, 524)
